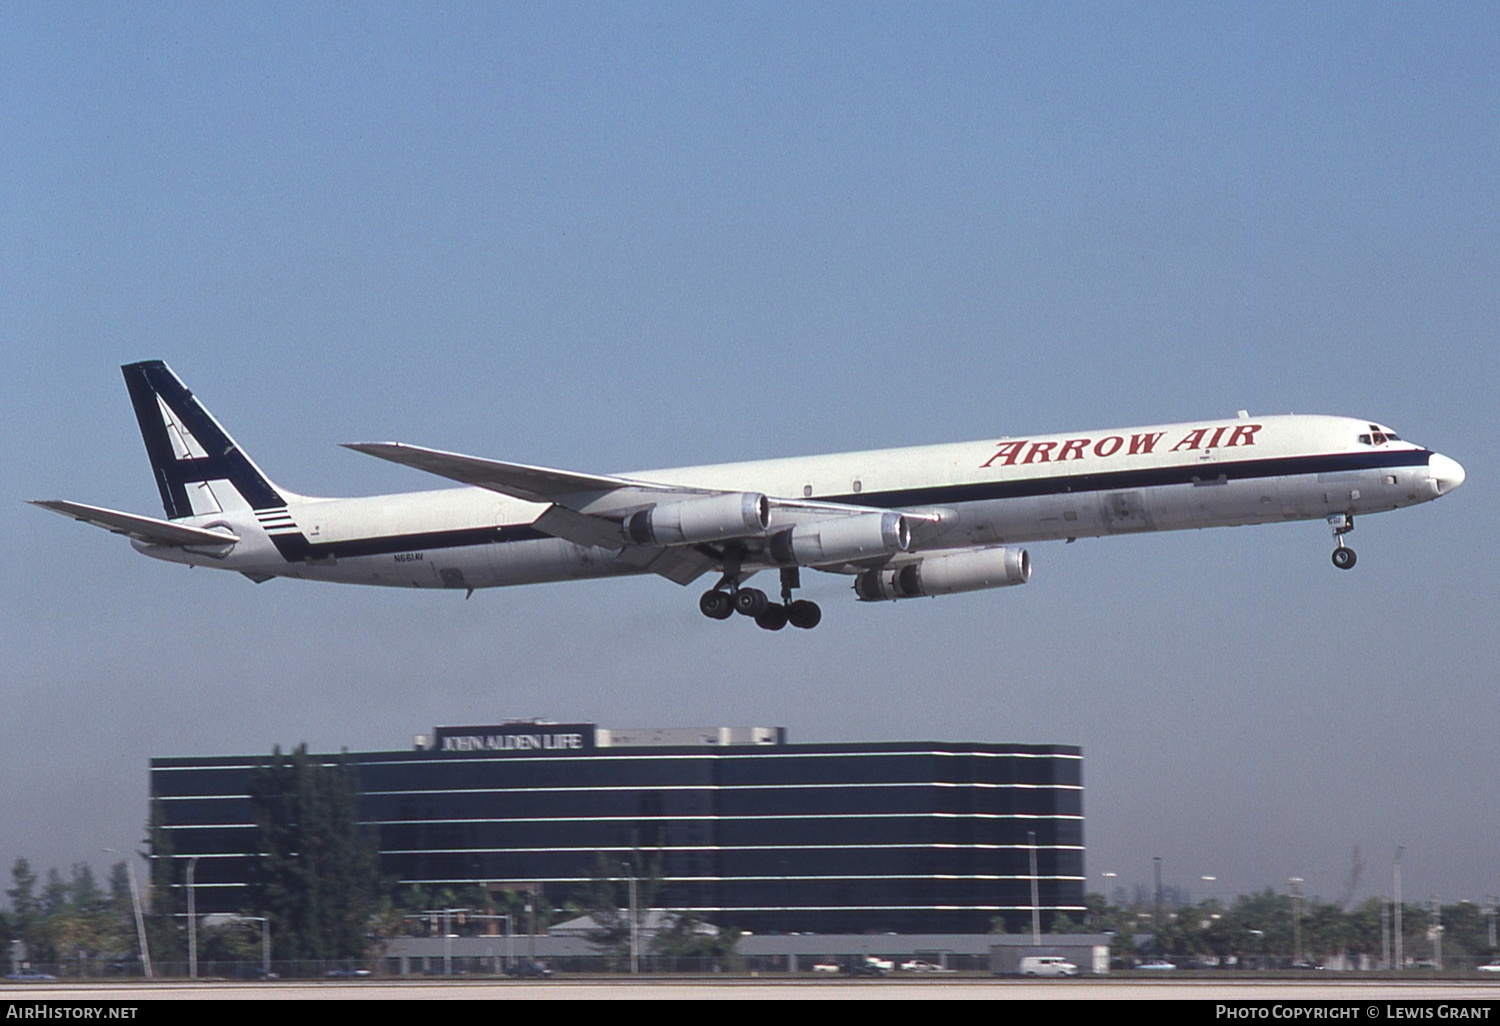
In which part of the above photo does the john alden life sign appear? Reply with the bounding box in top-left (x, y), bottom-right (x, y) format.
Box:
top-left (434, 723), bottom-right (595, 755)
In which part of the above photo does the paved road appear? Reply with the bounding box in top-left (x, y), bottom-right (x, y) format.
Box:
top-left (5, 977), bottom-right (1500, 1000)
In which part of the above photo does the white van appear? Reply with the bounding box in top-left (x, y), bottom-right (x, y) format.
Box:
top-left (1019, 955), bottom-right (1079, 977)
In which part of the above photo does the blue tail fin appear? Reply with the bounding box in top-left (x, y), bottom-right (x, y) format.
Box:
top-left (122, 361), bottom-right (287, 518)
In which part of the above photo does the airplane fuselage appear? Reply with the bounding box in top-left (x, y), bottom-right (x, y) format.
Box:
top-left (134, 413), bottom-right (1462, 594)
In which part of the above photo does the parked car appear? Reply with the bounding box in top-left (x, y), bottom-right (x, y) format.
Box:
top-left (236, 965), bottom-right (280, 980)
top-left (1137, 960), bottom-right (1177, 971)
top-left (842, 959), bottom-right (889, 978)
top-left (1019, 955), bottom-right (1079, 977)
top-left (5, 968), bottom-right (57, 982)
top-left (504, 961), bottom-right (554, 979)
top-left (899, 959), bottom-right (954, 973)
top-left (1476, 962), bottom-right (1500, 973)
top-left (811, 962), bottom-right (841, 973)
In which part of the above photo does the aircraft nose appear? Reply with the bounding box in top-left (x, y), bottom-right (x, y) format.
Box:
top-left (1428, 452), bottom-right (1465, 496)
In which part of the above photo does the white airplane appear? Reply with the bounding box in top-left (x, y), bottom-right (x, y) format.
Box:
top-left (33, 361), bottom-right (1465, 631)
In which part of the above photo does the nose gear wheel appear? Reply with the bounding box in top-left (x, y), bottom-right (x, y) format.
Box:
top-left (1328, 514), bottom-right (1357, 570)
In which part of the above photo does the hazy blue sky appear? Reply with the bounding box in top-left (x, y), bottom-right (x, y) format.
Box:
top-left (4, 2), bottom-right (1496, 910)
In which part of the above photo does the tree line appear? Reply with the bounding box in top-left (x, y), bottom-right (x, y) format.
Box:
top-left (4, 744), bottom-right (386, 974)
top-left (1045, 889), bottom-right (1498, 967)
top-left (5, 744), bottom-right (1494, 974)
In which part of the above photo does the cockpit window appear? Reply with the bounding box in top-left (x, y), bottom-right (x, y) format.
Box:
top-left (1359, 426), bottom-right (1400, 445)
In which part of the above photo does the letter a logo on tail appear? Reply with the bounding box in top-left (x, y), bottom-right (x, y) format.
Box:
top-left (121, 361), bottom-right (291, 519)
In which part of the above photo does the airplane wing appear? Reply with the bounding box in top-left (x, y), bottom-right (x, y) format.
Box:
top-left (30, 499), bottom-right (239, 548)
top-left (344, 441), bottom-right (940, 523)
top-left (344, 441), bottom-right (939, 587)
top-left (346, 443), bottom-right (727, 584)
top-left (531, 507), bottom-right (717, 582)
top-left (342, 443), bottom-right (695, 506)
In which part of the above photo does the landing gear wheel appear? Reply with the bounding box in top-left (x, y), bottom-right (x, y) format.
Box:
top-left (1327, 514), bottom-right (1356, 571)
top-left (734, 587), bottom-right (769, 617)
top-left (786, 599), bottom-right (822, 630)
top-left (699, 590), bottom-right (734, 619)
top-left (755, 604), bottom-right (789, 631)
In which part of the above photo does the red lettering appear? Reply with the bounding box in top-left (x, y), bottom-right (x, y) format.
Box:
top-left (980, 440), bottom-right (1029, 468)
top-left (1204, 426), bottom-right (1227, 449)
top-left (1057, 438), bottom-right (1089, 461)
top-left (1172, 428), bottom-right (1208, 451)
top-left (1022, 441), bottom-right (1057, 464)
top-left (1094, 436), bottom-right (1124, 457)
top-left (1128, 432), bottom-right (1165, 455)
top-left (1226, 424), bottom-right (1261, 446)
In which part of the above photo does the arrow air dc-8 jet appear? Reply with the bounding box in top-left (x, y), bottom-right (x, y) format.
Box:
top-left (34, 361), bottom-right (1464, 631)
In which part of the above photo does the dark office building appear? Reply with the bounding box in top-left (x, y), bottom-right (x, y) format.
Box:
top-left (151, 723), bottom-right (1085, 933)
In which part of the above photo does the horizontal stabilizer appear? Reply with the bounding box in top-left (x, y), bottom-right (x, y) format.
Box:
top-left (343, 442), bottom-right (689, 507)
top-left (29, 500), bottom-right (239, 548)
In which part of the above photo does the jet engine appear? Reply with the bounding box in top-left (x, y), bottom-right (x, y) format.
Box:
top-left (854, 546), bottom-right (1030, 601)
top-left (624, 492), bottom-right (770, 546)
top-left (768, 512), bottom-right (911, 566)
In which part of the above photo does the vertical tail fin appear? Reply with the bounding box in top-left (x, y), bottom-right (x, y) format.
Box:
top-left (122, 361), bottom-right (289, 518)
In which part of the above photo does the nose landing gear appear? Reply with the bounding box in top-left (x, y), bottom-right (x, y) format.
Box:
top-left (1328, 514), bottom-right (1357, 570)
top-left (698, 565), bottom-right (822, 630)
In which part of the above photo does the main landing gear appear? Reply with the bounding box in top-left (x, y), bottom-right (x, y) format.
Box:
top-left (700, 565), bottom-right (822, 630)
top-left (1328, 514), bottom-right (1357, 570)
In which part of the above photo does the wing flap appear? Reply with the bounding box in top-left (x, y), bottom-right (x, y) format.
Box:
top-left (531, 507), bottom-right (714, 583)
top-left (616, 544), bottom-right (719, 586)
top-left (30, 500), bottom-right (239, 548)
top-left (531, 505), bottom-right (627, 551)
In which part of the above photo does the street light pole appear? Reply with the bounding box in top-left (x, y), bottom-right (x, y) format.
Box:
top-left (127, 860), bottom-right (153, 979)
top-left (1153, 856), bottom-right (1164, 932)
top-left (1381, 900), bottom-right (1390, 970)
top-left (186, 857), bottom-right (199, 980)
top-left (1394, 847), bottom-right (1405, 972)
top-left (442, 908), bottom-right (460, 976)
top-left (1093, 872), bottom-right (1117, 932)
top-left (527, 891), bottom-right (536, 963)
top-left (626, 863), bottom-right (640, 975)
top-left (1289, 878), bottom-right (1305, 964)
top-left (1431, 896), bottom-right (1443, 971)
top-left (103, 849), bottom-right (152, 979)
top-left (234, 916), bottom-right (271, 976)
top-left (1029, 831), bottom-right (1041, 945)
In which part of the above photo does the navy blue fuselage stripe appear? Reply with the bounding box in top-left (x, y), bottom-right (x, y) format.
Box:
top-left (268, 524), bottom-right (550, 561)
top-left (262, 448), bottom-right (1431, 564)
top-left (819, 448), bottom-right (1430, 509)
top-left (122, 361), bottom-right (285, 517)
